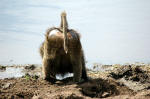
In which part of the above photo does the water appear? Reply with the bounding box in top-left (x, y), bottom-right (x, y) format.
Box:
top-left (0, 67), bottom-right (24, 79)
top-left (0, 0), bottom-right (150, 66)
top-left (0, 66), bottom-right (73, 80)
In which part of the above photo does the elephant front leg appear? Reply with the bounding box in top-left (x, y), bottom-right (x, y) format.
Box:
top-left (42, 57), bottom-right (56, 83)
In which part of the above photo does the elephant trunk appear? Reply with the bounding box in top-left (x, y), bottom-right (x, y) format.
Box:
top-left (60, 11), bottom-right (68, 54)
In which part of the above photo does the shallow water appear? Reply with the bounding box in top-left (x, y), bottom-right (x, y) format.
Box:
top-left (0, 66), bottom-right (74, 79)
top-left (0, 67), bottom-right (24, 79)
top-left (0, 65), bottom-right (112, 79)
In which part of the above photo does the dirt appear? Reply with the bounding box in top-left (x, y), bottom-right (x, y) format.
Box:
top-left (0, 65), bottom-right (150, 99)
top-left (0, 77), bottom-right (132, 99)
top-left (109, 65), bottom-right (150, 91)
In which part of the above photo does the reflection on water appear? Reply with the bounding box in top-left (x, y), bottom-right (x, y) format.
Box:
top-left (56, 73), bottom-right (73, 80)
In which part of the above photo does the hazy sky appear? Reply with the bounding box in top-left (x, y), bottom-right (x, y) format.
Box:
top-left (0, 0), bottom-right (150, 65)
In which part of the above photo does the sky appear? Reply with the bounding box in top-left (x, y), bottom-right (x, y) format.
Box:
top-left (0, 0), bottom-right (150, 65)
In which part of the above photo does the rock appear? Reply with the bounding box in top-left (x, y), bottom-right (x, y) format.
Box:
top-left (24, 64), bottom-right (36, 70)
top-left (0, 65), bottom-right (6, 71)
top-left (109, 65), bottom-right (132, 79)
top-left (102, 92), bottom-right (110, 98)
top-left (2, 83), bottom-right (12, 89)
top-left (109, 65), bottom-right (150, 83)
top-left (109, 65), bottom-right (150, 91)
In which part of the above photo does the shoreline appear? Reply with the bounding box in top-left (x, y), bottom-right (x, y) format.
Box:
top-left (1, 64), bottom-right (150, 98)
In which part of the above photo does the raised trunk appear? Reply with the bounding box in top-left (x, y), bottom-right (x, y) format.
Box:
top-left (61, 12), bottom-right (68, 54)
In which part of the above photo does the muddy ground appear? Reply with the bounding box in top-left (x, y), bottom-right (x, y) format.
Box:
top-left (1, 64), bottom-right (150, 99)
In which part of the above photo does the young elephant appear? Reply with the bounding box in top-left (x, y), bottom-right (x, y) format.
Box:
top-left (40, 12), bottom-right (88, 82)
